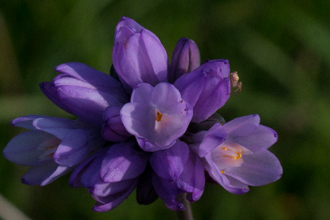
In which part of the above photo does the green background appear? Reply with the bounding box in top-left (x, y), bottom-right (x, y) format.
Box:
top-left (1, 0), bottom-right (329, 219)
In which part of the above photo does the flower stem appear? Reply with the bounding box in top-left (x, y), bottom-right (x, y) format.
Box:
top-left (176, 194), bottom-right (194, 220)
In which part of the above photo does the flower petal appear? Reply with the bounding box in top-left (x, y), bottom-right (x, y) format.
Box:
top-left (169, 37), bottom-right (200, 83)
top-left (21, 160), bottom-right (71, 186)
top-left (152, 173), bottom-right (185, 211)
top-left (136, 165), bottom-right (158, 205)
top-left (150, 140), bottom-right (189, 181)
top-left (3, 130), bottom-right (55, 166)
top-left (225, 148), bottom-right (282, 186)
top-left (232, 125), bottom-right (278, 152)
top-left (176, 151), bottom-right (205, 202)
top-left (224, 114), bottom-right (260, 137)
top-left (92, 178), bottom-right (138, 212)
top-left (174, 60), bottom-right (231, 123)
top-left (100, 141), bottom-right (149, 182)
top-left (191, 123), bottom-right (226, 157)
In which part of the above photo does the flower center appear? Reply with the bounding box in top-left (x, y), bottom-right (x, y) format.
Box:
top-left (38, 136), bottom-right (61, 161)
top-left (211, 142), bottom-right (253, 172)
top-left (221, 147), bottom-right (242, 159)
top-left (156, 111), bottom-right (163, 122)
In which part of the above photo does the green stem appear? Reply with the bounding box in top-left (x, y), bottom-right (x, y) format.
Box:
top-left (176, 194), bottom-right (194, 220)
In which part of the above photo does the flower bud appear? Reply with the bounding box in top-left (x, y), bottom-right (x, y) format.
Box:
top-left (169, 37), bottom-right (200, 83)
top-left (113, 16), bottom-right (168, 92)
top-left (174, 59), bottom-right (231, 123)
top-left (40, 62), bottom-right (129, 126)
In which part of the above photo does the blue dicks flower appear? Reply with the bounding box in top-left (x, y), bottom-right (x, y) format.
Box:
top-left (174, 59), bottom-right (231, 123)
top-left (3, 115), bottom-right (105, 185)
top-left (40, 62), bottom-right (129, 126)
top-left (168, 37), bottom-right (200, 83)
top-left (120, 82), bottom-right (193, 152)
top-left (3, 15), bottom-right (282, 214)
top-left (192, 114), bottom-right (282, 194)
top-left (113, 16), bottom-right (168, 91)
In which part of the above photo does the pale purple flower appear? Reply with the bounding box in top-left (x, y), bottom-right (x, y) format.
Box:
top-left (3, 115), bottom-right (105, 185)
top-left (191, 114), bottom-right (282, 194)
top-left (120, 82), bottom-right (193, 152)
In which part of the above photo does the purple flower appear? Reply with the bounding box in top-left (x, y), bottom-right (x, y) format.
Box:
top-left (174, 59), bottom-right (231, 123)
top-left (192, 114), bottom-right (282, 194)
top-left (168, 37), bottom-right (200, 83)
top-left (113, 16), bottom-right (168, 91)
top-left (3, 16), bottom-right (282, 214)
top-left (40, 62), bottom-right (129, 126)
top-left (120, 82), bottom-right (193, 152)
top-left (3, 115), bottom-right (105, 185)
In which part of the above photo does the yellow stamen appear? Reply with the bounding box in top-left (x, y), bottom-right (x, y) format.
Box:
top-left (220, 171), bottom-right (224, 174)
top-left (156, 111), bottom-right (163, 122)
top-left (235, 153), bottom-right (242, 159)
top-left (221, 147), bottom-right (228, 151)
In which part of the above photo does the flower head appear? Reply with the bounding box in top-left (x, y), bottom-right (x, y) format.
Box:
top-left (3, 16), bottom-right (282, 213)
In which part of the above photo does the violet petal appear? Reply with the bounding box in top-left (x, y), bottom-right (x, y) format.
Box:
top-left (150, 140), bottom-right (189, 181)
top-left (169, 37), bottom-right (200, 83)
top-left (225, 148), bottom-right (283, 186)
top-left (100, 141), bottom-right (149, 182)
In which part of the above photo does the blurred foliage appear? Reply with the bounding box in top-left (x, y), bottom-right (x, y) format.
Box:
top-left (0, 0), bottom-right (330, 219)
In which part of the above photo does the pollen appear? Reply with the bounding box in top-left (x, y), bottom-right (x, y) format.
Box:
top-left (220, 170), bottom-right (224, 174)
top-left (221, 147), bottom-right (228, 151)
top-left (235, 153), bottom-right (242, 159)
top-left (156, 111), bottom-right (163, 122)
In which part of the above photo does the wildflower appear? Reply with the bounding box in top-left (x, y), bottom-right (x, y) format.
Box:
top-left (3, 16), bottom-right (282, 213)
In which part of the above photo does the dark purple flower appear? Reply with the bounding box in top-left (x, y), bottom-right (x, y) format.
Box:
top-left (40, 62), bottom-right (129, 126)
top-left (168, 37), bottom-right (200, 83)
top-left (192, 114), bottom-right (282, 194)
top-left (120, 82), bottom-right (193, 152)
top-left (113, 16), bottom-right (168, 91)
top-left (3, 115), bottom-right (105, 185)
top-left (174, 59), bottom-right (231, 123)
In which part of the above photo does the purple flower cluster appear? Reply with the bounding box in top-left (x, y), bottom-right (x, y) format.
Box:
top-left (3, 17), bottom-right (282, 211)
